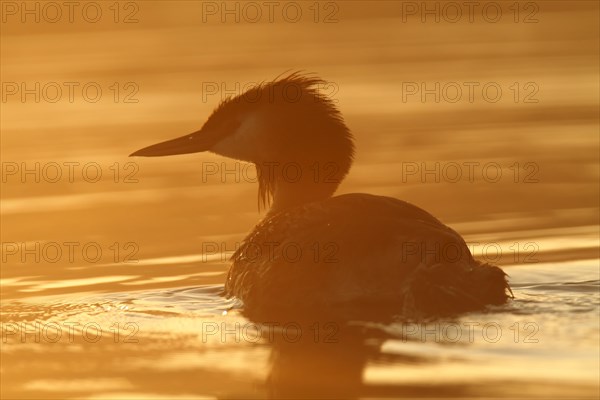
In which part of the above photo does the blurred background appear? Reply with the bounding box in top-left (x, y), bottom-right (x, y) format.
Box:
top-left (1, 1), bottom-right (599, 399)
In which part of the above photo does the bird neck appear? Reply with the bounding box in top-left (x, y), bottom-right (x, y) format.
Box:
top-left (257, 161), bottom-right (343, 215)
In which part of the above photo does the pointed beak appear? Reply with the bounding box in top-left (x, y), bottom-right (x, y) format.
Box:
top-left (130, 129), bottom-right (215, 157)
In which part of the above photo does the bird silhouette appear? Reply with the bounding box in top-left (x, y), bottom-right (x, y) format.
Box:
top-left (131, 72), bottom-right (512, 320)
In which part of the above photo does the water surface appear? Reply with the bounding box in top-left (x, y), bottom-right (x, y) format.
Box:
top-left (1, 1), bottom-right (599, 398)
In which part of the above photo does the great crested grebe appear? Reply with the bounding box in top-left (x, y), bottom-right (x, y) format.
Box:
top-left (131, 73), bottom-right (512, 319)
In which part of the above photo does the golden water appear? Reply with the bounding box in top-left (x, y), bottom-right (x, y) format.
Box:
top-left (1, 1), bottom-right (599, 398)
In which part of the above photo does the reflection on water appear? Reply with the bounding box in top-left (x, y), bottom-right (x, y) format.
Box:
top-left (2, 261), bottom-right (599, 398)
top-left (1, 0), bottom-right (599, 398)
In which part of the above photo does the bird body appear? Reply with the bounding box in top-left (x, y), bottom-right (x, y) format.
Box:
top-left (131, 72), bottom-right (511, 319)
top-left (226, 193), bottom-right (509, 319)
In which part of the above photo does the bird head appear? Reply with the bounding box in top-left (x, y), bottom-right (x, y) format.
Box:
top-left (131, 72), bottom-right (355, 211)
